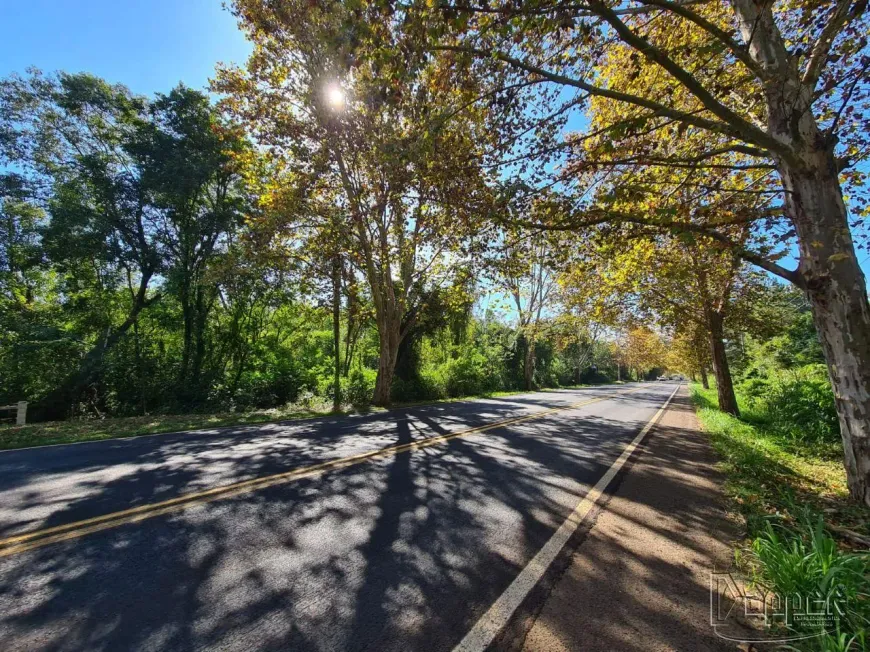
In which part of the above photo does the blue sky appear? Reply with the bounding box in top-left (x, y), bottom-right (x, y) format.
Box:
top-left (0, 0), bottom-right (251, 96)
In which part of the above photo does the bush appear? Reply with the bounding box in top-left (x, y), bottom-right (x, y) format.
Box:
top-left (392, 373), bottom-right (446, 402)
top-left (741, 364), bottom-right (839, 445)
top-left (439, 352), bottom-right (487, 397)
top-left (344, 367), bottom-right (376, 408)
top-left (750, 512), bottom-right (869, 650)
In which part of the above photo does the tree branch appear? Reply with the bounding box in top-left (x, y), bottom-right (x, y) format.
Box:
top-left (588, 1), bottom-right (797, 162)
top-left (508, 210), bottom-right (804, 286)
top-left (635, 0), bottom-right (766, 80)
top-left (801, 0), bottom-right (860, 88)
top-left (430, 44), bottom-right (746, 142)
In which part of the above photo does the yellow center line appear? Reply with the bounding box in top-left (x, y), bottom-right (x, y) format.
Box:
top-left (0, 386), bottom-right (649, 558)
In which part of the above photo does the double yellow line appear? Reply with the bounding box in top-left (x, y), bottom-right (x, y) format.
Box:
top-left (0, 386), bottom-right (647, 558)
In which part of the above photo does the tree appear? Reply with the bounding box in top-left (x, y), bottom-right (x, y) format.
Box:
top-left (556, 248), bottom-right (630, 383)
top-left (621, 326), bottom-right (667, 380)
top-left (1, 72), bottom-right (252, 418)
top-left (217, 0), bottom-right (496, 405)
top-left (486, 227), bottom-right (559, 389)
top-left (599, 230), bottom-right (752, 413)
top-left (131, 86), bottom-right (250, 403)
top-left (1, 72), bottom-right (164, 420)
top-left (411, 2), bottom-right (870, 504)
top-left (0, 174), bottom-right (42, 312)
top-left (666, 327), bottom-right (708, 383)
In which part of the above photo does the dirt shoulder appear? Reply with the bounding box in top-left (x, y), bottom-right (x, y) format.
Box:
top-left (518, 386), bottom-right (749, 652)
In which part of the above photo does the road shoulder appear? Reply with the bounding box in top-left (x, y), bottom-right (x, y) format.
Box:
top-left (517, 385), bottom-right (744, 652)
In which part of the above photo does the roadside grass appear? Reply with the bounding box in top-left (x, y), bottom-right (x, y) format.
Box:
top-left (0, 381), bottom-right (619, 452)
top-left (691, 384), bottom-right (865, 538)
top-left (0, 402), bottom-right (336, 451)
top-left (691, 384), bottom-right (870, 651)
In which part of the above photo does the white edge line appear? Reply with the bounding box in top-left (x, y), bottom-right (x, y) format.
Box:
top-left (453, 382), bottom-right (683, 652)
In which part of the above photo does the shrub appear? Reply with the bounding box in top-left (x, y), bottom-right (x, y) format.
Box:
top-left (741, 364), bottom-right (839, 445)
top-left (345, 367), bottom-right (376, 408)
top-left (392, 374), bottom-right (446, 402)
top-left (439, 353), bottom-right (484, 397)
top-left (750, 512), bottom-right (869, 650)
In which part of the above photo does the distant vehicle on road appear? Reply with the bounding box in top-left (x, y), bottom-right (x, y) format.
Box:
top-left (657, 376), bottom-right (668, 381)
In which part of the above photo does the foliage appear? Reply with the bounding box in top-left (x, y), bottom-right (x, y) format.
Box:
top-left (620, 327), bottom-right (667, 379)
top-left (742, 365), bottom-right (840, 446)
top-left (396, 0), bottom-right (870, 504)
top-left (750, 514), bottom-right (869, 651)
top-left (729, 289), bottom-right (840, 446)
top-left (691, 385), bottom-right (862, 538)
top-left (344, 367), bottom-right (377, 408)
top-left (215, 0), bottom-right (512, 405)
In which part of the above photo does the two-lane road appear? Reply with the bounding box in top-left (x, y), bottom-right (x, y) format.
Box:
top-left (0, 382), bottom-right (679, 651)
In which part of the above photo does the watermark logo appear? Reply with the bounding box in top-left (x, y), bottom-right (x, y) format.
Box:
top-left (710, 570), bottom-right (846, 643)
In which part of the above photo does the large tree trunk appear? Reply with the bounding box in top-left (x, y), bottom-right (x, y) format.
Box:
top-left (372, 315), bottom-right (401, 407)
top-left (729, 0), bottom-right (870, 505)
top-left (331, 255), bottom-right (342, 412)
top-left (342, 273), bottom-right (358, 377)
top-left (783, 157), bottom-right (870, 507)
top-left (191, 289), bottom-right (209, 392)
top-left (707, 310), bottom-right (739, 416)
top-left (700, 366), bottom-right (710, 390)
top-left (132, 313), bottom-right (147, 416)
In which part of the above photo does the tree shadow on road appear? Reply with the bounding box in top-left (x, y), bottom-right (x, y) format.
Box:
top-left (0, 387), bottom-right (702, 652)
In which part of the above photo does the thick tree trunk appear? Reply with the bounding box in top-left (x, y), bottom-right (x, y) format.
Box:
top-left (728, 0), bottom-right (870, 504)
top-left (724, 0), bottom-right (870, 503)
top-left (343, 299), bottom-right (356, 376)
top-left (132, 315), bottom-right (147, 415)
top-left (700, 366), bottom-right (710, 390)
top-left (372, 316), bottom-right (401, 407)
top-left (179, 283), bottom-right (193, 389)
top-left (191, 290), bottom-right (208, 391)
top-left (707, 310), bottom-right (739, 416)
top-left (783, 158), bottom-right (870, 507)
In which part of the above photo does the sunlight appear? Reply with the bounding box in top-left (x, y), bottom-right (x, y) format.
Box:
top-left (325, 83), bottom-right (345, 110)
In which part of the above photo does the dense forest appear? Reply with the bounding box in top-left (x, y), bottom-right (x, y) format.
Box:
top-left (1, 0), bottom-right (869, 509)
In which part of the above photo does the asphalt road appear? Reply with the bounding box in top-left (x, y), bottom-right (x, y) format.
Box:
top-left (0, 382), bottom-right (678, 652)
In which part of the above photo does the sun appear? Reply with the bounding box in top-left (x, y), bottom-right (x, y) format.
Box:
top-left (325, 84), bottom-right (345, 110)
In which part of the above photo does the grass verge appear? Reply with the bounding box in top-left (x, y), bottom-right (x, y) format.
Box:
top-left (691, 384), bottom-right (869, 650)
top-left (0, 382), bottom-right (617, 452)
top-left (691, 384), bottom-right (865, 538)
top-left (0, 403), bottom-right (336, 451)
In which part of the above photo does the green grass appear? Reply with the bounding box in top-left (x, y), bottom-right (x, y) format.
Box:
top-left (0, 402), bottom-right (337, 451)
top-left (692, 384), bottom-right (870, 650)
top-left (749, 512), bottom-right (869, 651)
top-left (691, 384), bottom-right (865, 537)
top-left (0, 381), bottom-right (618, 452)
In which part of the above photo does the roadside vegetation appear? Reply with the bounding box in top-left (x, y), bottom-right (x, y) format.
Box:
top-left (691, 310), bottom-right (869, 649)
top-left (695, 384), bottom-right (870, 650)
